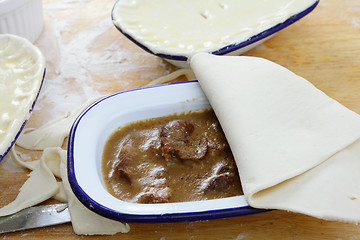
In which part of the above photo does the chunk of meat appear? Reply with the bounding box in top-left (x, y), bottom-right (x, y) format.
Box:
top-left (137, 194), bottom-right (169, 204)
top-left (204, 162), bottom-right (237, 192)
top-left (137, 187), bottom-right (172, 204)
top-left (160, 120), bottom-right (208, 161)
top-left (176, 142), bottom-right (208, 160)
top-left (161, 120), bottom-right (194, 141)
top-left (114, 145), bottom-right (137, 184)
top-left (205, 174), bottom-right (234, 192)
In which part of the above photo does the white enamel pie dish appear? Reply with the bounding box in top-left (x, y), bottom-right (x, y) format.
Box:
top-left (0, 34), bottom-right (45, 162)
top-left (67, 81), bottom-right (266, 222)
top-left (112, 0), bottom-right (319, 68)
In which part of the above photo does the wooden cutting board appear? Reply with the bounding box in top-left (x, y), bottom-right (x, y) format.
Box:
top-left (1, 0), bottom-right (360, 239)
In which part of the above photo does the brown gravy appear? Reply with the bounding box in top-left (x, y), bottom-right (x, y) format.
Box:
top-left (102, 109), bottom-right (243, 203)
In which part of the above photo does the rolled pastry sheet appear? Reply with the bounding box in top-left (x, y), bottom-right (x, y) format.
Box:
top-left (190, 53), bottom-right (360, 223)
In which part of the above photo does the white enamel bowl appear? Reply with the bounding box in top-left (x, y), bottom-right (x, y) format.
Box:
top-left (0, 34), bottom-right (45, 162)
top-left (111, 1), bottom-right (319, 68)
top-left (67, 81), bottom-right (267, 222)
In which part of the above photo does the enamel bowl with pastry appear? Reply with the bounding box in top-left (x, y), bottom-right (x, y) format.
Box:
top-left (0, 34), bottom-right (45, 162)
top-left (67, 81), bottom-right (266, 223)
top-left (111, 0), bottom-right (319, 68)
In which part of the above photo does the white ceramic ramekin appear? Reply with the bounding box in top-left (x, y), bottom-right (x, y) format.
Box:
top-left (0, 0), bottom-right (44, 43)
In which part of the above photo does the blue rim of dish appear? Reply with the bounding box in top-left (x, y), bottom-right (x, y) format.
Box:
top-left (0, 69), bottom-right (46, 162)
top-left (111, 0), bottom-right (319, 61)
top-left (67, 81), bottom-right (269, 223)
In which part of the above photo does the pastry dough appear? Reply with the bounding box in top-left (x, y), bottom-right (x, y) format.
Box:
top-left (190, 53), bottom-right (360, 223)
top-left (145, 69), bottom-right (196, 86)
top-left (0, 34), bottom-right (45, 160)
top-left (10, 147), bottom-right (67, 202)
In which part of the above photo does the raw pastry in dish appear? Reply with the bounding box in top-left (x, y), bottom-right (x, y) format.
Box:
top-left (0, 34), bottom-right (45, 161)
top-left (190, 53), bottom-right (360, 223)
top-left (112, 0), bottom-right (318, 58)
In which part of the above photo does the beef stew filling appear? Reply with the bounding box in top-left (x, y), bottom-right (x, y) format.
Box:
top-left (102, 109), bottom-right (243, 203)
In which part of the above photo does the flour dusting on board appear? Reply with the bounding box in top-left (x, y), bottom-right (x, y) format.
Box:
top-left (236, 233), bottom-right (248, 240)
top-left (32, 0), bottom-right (171, 121)
top-left (0, 155), bottom-right (25, 173)
top-left (43, 0), bottom-right (87, 10)
top-left (34, 12), bottom-right (117, 118)
top-left (352, 17), bottom-right (360, 28)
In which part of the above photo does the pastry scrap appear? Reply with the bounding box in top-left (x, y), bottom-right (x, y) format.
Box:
top-left (0, 148), bottom-right (59, 217)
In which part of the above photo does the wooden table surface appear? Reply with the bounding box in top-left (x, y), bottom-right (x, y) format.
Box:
top-left (1, 0), bottom-right (360, 239)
